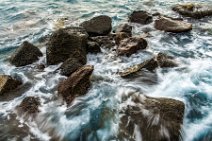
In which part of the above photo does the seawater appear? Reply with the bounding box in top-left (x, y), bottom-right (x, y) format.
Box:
top-left (0, 0), bottom-right (212, 141)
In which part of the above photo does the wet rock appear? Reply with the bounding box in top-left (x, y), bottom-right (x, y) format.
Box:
top-left (59, 57), bottom-right (84, 76)
top-left (115, 23), bottom-right (132, 35)
top-left (36, 64), bottom-right (45, 70)
top-left (0, 75), bottom-right (22, 95)
top-left (157, 53), bottom-right (178, 68)
top-left (58, 65), bottom-right (94, 105)
top-left (172, 3), bottom-right (212, 19)
top-left (81, 15), bottom-right (112, 36)
top-left (129, 11), bottom-right (153, 24)
top-left (118, 91), bottom-right (185, 141)
top-left (10, 41), bottom-right (43, 67)
top-left (119, 58), bottom-right (158, 77)
top-left (90, 34), bottom-right (115, 48)
top-left (18, 97), bottom-right (40, 114)
top-left (154, 16), bottom-right (192, 33)
top-left (117, 37), bottom-right (148, 56)
top-left (86, 40), bottom-right (101, 53)
top-left (115, 32), bottom-right (130, 45)
top-left (46, 27), bottom-right (87, 65)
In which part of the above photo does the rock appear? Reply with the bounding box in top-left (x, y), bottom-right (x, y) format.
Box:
top-left (90, 34), bottom-right (115, 48)
top-left (58, 65), bottom-right (94, 105)
top-left (60, 57), bottom-right (84, 76)
top-left (117, 37), bottom-right (148, 56)
top-left (115, 24), bottom-right (132, 35)
top-left (36, 64), bottom-right (45, 70)
top-left (157, 53), bottom-right (178, 68)
top-left (46, 27), bottom-right (87, 65)
top-left (86, 40), bottom-right (101, 53)
top-left (0, 75), bottom-right (22, 95)
top-left (119, 58), bottom-right (158, 77)
top-left (154, 16), bottom-right (192, 33)
top-left (118, 91), bottom-right (185, 141)
top-left (18, 97), bottom-right (40, 114)
top-left (81, 15), bottom-right (112, 36)
top-left (10, 41), bottom-right (43, 67)
top-left (129, 11), bottom-right (153, 24)
top-left (172, 3), bottom-right (212, 19)
top-left (115, 32), bottom-right (130, 45)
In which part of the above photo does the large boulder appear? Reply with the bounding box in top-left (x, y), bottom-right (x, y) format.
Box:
top-left (155, 16), bottom-right (192, 33)
top-left (129, 11), bottom-right (153, 24)
top-left (81, 15), bottom-right (112, 36)
top-left (59, 57), bottom-right (84, 76)
top-left (18, 97), bottom-right (40, 114)
top-left (46, 27), bottom-right (87, 65)
top-left (117, 37), bottom-right (148, 56)
top-left (0, 75), bottom-right (22, 95)
top-left (118, 91), bottom-right (185, 141)
top-left (58, 65), bottom-right (94, 105)
top-left (172, 3), bottom-right (212, 19)
top-left (10, 41), bottom-right (43, 67)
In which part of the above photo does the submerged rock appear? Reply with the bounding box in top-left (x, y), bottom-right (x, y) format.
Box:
top-left (115, 23), bottom-right (132, 35)
top-left (58, 65), bottom-right (94, 105)
top-left (81, 15), bottom-right (112, 36)
top-left (157, 53), bottom-right (178, 68)
top-left (172, 3), bottom-right (212, 19)
top-left (86, 40), bottom-right (101, 53)
top-left (60, 57), bottom-right (84, 76)
top-left (118, 91), bottom-right (185, 141)
top-left (46, 27), bottom-right (87, 65)
top-left (154, 16), bottom-right (192, 33)
top-left (0, 75), bottom-right (22, 95)
top-left (117, 37), bottom-right (148, 56)
top-left (18, 97), bottom-right (40, 114)
top-left (115, 32), bottom-right (130, 45)
top-left (90, 35), bottom-right (115, 48)
top-left (129, 11), bottom-right (153, 24)
top-left (10, 41), bottom-right (43, 67)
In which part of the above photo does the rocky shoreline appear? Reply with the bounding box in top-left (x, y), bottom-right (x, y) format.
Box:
top-left (1, 2), bottom-right (212, 141)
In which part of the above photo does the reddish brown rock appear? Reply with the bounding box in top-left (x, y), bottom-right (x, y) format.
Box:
top-left (0, 75), bottom-right (22, 95)
top-left (18, 97), bottom-right (40, 114)
top-left (115, 23), bottom-right (132, 35)
top-left (58, 65), bottom-right (94, 105)
top-left (117, 37), bottom-right (148, 56)
top-left (115, 32), bottom-right (130, 45)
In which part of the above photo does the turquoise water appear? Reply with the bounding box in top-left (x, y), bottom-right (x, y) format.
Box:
top-left (0, 0), bottom-right (212, 141)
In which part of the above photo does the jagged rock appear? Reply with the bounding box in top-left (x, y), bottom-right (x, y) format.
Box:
top-left (172, 3), bottom-right (212, 19)
top-left (119, 58), bottom-right (158, 77)
top-left (119, 53), bottom-right (177, 77)
top-left (86, 40), bottom-right (101, 53)
top-left (154, 16), bottom-right (192, 33)
top-left (0, 75), bottom-right (22, 95)
top-left (60, 57), bottom-right (83, 76)
top-left (157, 53), bottom-right (178, 68)
top-left (117, 37), bottom-right (148, 56)
top-left (58, 65), bottom-right (94, 105)
top-left (115, 23), bottom-right (132, 35)
top-left (46, 27), bottom-right (87, 65)
top-left (10, 41), bottom-right (43, 67)
top-left (115, 32), bottom-right (130, 45)
top-left (81, 15), bottom-right (112, 36)
top-left (90, 35), bottom-right (115, 48)
top-left (129, 11), bottom-right (153, 24)
top-left (18, 97), bottom-right (40, 114)
top-left (118, 91), bottom-right (185, 141)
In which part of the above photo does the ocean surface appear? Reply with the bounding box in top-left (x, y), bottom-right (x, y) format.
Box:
top-left (0, 0), bottom-right (212, 141)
